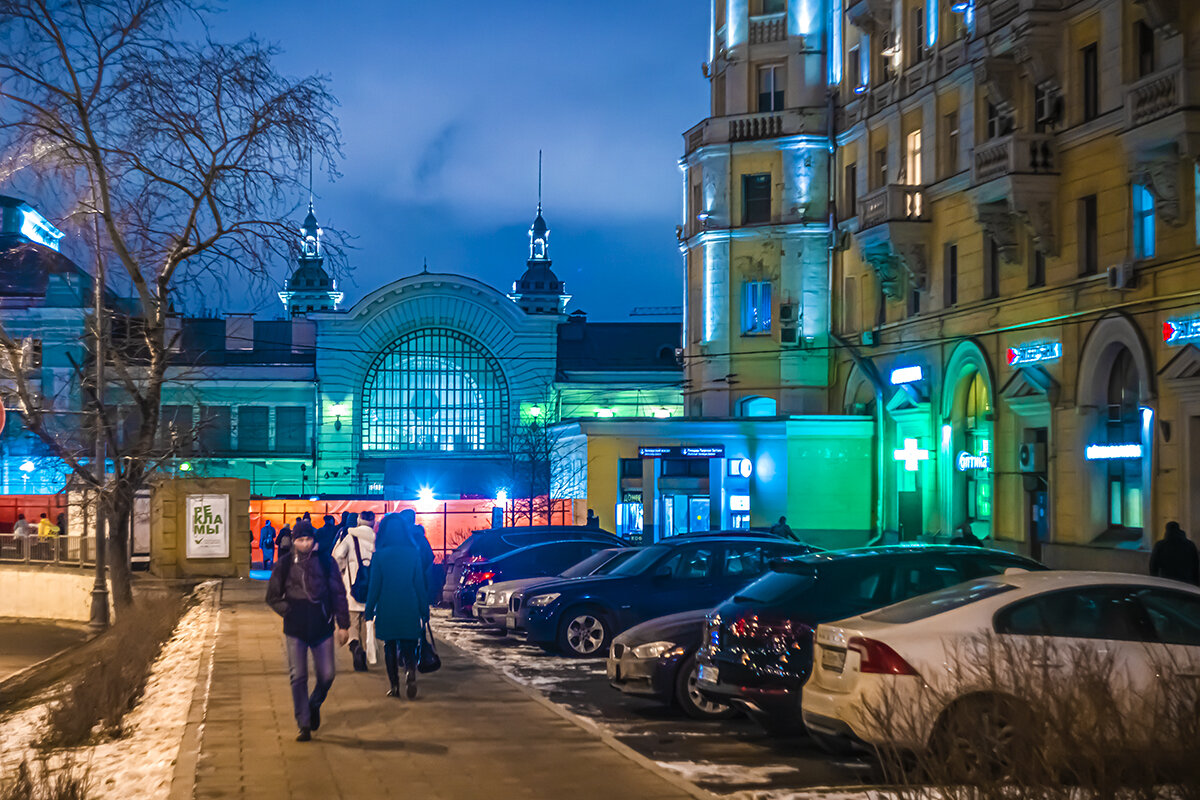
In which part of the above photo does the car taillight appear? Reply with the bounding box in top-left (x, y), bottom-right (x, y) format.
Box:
top-left (728, 615), bottom-right (811, 644)
top-left (847, 636), bottom-right (919, 675)
top-left (464, 570), bottom-right (495, 586)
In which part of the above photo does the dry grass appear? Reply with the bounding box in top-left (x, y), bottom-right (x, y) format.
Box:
top-left (0, 757), bottom-right (90, 800)
top-left (37, 592), bottom-right (185, 750)
top-left (857, 634), bottom-right (1200, 800)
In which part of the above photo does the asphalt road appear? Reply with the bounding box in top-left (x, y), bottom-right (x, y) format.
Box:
top-left (0, 620), bottom-right (89, 682)
top-left (434, 612), bottom-right (881, 798)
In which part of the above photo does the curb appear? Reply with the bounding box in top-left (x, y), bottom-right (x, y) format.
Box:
top-left (166, 580), bottom-right (223, 800)
top-left (436, 630), bottom-right (720, 800)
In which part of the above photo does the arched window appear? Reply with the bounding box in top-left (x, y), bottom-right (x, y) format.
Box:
top-left (1104, 347), bottom-right (1143, 533)
top-left (361, 328), bottom-right (509, 453)
top-left (739, 396), bottom-right (777, 417)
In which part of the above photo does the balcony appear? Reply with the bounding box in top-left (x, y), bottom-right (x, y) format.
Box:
top-left (858, 185), bottom-right (928, 228)
top-left (749, 13), bottom-right (787, 45)
top-left (852, 185), bottom-right (931, 299)
top-left (972, 133), bottom-right (1059, 186)
top-left (682, 108), bottom-right (823, 155)
top-left (1122, 65), bottom-right (1200, 160)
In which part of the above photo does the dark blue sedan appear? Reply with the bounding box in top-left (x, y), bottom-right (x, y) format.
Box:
top-left (520, 535), bottom-right (816, 657)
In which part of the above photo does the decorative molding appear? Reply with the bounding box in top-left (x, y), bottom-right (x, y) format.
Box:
top-left (1160, 343), bottom-right (1200, 383)
top-left (1134, 0), bottom-right (1180, 36)
top-left (1016, 199), bottom-right (1058, 257)
top-left (977, 203), bottom-right (1020, 264)
top-left (1131, 158), bottom-right (1182, 226)
top-left (846, 0), bottom-right (892, 36)
top-left (1000, 365), bottom-right (1060, 417)
top-left (973, 56), bottom-right (1019, 117)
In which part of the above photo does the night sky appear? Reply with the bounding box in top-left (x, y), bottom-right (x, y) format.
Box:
top-left (206, 2), bottom-right (708, 321)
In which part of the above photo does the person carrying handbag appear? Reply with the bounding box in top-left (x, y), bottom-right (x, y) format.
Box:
top-left (364, 512), bottom-right (430, 699)
top-left (332, 510), bottom-right (377, 672)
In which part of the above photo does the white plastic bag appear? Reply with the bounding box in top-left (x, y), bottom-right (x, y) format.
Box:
top-left (363, 618), bottom-right (378, 665)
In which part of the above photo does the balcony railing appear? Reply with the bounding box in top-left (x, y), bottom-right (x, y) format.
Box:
top-left (1126, 65), bottom-right (1187, 129)
top-left (972, 133), bottom-right (1058, 185)
top-left (683, 108), bottom-right (818, 154)
top-left (749, 13), bottom-right (787, 45)
top-left (858, 185), bottom-right (928, 228)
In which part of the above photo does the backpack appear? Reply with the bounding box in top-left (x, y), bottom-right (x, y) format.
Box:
top-left (350, 536), bottom-right (371, 604)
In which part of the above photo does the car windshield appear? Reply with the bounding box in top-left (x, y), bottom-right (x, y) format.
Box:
top-left (733, 569), bottom-right (816, 604)
top-left (592, 548), bottom-right (640, 575)
top-left (560, 550), bottom-right (619, 578)
top-left (864, 580), bottom-right (1017, 624)
top-left (607, 545), bottom-right (672, 576)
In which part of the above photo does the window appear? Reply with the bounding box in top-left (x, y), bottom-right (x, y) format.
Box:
top-left (1082, 43), bottom-right (1099, 121)
top-left (1133, 182), bottom-right (1156, 259)
top-left (905, 129), bottom-right (922, 186)
top-left (757, 64), bottom-right (785, 112)
top-left (723, 545), bottom-right (771, 578)
top-left (275, 407), bottom-right (307, 453)
top-left (690, 181), bottom-right (703, 229)
top-left (742, 281), bottom-right (773, 334)
top-left (995, 588), bottom-right (1151, 642)
top-left (844, 162), bottom-right (858, 217)
top-left (1034, 85), bottom-right (1051, 133)
top-left (911, 7), bottom-right (925, 64)
top-left (907, 287), bottom-right (920, 317)
top-left (361, 328), bottom-right (509, 453)
top-left (848, 45), bottom-right (862, 89)
top-left (198, 406), bottom-right (231, 454)
top-left (1136, 589), bottom-right (1200, 647)
top-left (843, 276), bottom-right (859, 332)
top-left (943, 110), bottom-right (960, 176)
top-left (713, 73), bottom-right (726, 116)
top-left (985, 102), bottom-right (1002, 140)
top-left (1105, 348), bottom-right (1144, 534)
top-left (1136, 21), bottom-right (1155, 79)
top-left (238, 406), bottom-right (268, 451)
top-left (661, 546), bottom-right (717, 580)
top-left (618, 458), bottom-right (643, 479)
top-left (1029, 240), bottom-right (1046, 288)
top-left (983, 234), bottom-right (1000, 299)
top-left (944, 243), bottom-right (958, 306)
top-left (740, 395), bottom-right (777, 416)
top-left (874, 148), bottom-right (888, 189)
top-left (742, 173), bottom-right (772, 224)
top-left (757, 0), bottom-right (786, 13)
top-left (1079, 195), bottom-right (1098, 275)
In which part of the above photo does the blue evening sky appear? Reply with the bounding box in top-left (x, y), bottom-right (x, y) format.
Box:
top-left (207, 2), bottom-right (708, 321)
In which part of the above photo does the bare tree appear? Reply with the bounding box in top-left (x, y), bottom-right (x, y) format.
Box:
top-left (0, 0), bottom-right (342, 608)
top-left (506, 392), bottom-right (587, 527)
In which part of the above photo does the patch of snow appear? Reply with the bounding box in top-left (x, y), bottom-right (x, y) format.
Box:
top-left (656, 760), bottom-right (801, 786)
top-left (0, 581), bottom-right (220, 798)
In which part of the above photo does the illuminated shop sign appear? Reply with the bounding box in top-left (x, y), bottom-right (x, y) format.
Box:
top-left (638, 445), bottom-right (725, 459)
top-left (1007, 341), bottom-right (1061, 366)
top-left (1163, 316), bottom-right (1200, 345)
top-left (19, 208), bottom-right (64, 251)
top-left (1085, 443), bottom-right (1143, 460)
top-left (893, 438), bottom-right (929, 471)
top-left (727, 458), bottom-right (753, 478)
top-left (729, 495), bottom-right (750, 511)
top-left (890, 366), bottom-right (924, 385)
top-left (956, 452), bottom-right (990, 471)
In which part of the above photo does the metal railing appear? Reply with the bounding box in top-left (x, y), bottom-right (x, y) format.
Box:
top-left (0, 534), bottom-right (96, 566)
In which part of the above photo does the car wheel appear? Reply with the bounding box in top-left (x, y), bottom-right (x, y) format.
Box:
top-left (675, 654), bottom-right (738, 720)
top-left (557, 606), bottom-right (612, 658)
top-left (932, 694), bottom-right (1037, 783)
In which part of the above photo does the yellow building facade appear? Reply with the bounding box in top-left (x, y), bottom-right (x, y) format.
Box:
top-left (830, 0), bottom-right (1200, 569)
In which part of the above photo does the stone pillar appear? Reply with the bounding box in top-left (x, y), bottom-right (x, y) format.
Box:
top-left (150, 477), bottom-right (252, 579)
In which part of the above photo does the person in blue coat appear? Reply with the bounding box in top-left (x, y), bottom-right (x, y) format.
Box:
top-left (364, 513), bottom-right (430, 699)
top-left (259, 520), bottom-right (276, 569)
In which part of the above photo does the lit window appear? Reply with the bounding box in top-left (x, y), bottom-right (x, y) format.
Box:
top-left (1133, 183), bottom-right (1156, 259)
top-left (742, 281), bottom-right (773, 334)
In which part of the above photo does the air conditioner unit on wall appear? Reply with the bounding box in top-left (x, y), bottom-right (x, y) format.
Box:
top-left (1018, 443), bottom-right (1047, 473)
top-left (779, 302), bottom-right (800, 345)
top-left (1107, 260), bottom-right (1137, 290)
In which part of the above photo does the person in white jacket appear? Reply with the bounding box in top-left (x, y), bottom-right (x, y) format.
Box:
top-left (332, 510), bottom-right (377, 672)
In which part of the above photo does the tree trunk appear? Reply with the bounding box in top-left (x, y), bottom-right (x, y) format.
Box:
top-left (108, 489), bottom-right (135, 608)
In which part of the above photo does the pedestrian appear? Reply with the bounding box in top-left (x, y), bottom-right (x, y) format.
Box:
top-left (56, 513), bottom-right (67, 538)
top-left (586, 508), bottom-right (600, 530)
top-left (265, 519), bottom-right (350, 742)
top-left (333, 510), bottom-right (376, 671)
top-left (259, 520), bottom-right (276, 570)
top-left (277, 523), bottom-right (293, 562)
top-left (364, 513), bottom-right (430, 699)
top-left (36, 513), bottom-right (59, 539)
top-left (12, 513), bottom-right (32, 540)
top-left (949, 522), bottom-right (984, 547)
top-left (1150, 521), bottom-right (1200, 585)
top-left (397, 508), bottom-right (435, 602)
top-left (334, 511), bottom-right (355, 546)
top-left (769, 516), bottom-right (795, 540)
top-left (316, 514), bottom-right (338, 554)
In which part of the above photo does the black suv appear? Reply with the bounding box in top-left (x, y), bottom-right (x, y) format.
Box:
top-left (697, 545), bottom-right (1045, 732)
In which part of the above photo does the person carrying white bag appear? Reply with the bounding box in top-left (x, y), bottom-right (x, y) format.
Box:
top-left (332, 510), bottom-right (378, 671)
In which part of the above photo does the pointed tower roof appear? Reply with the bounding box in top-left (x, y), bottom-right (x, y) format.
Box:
top-left (279, 198), bottom-right (343, 317)
top-left (508, 154), bottom-right (570, 316)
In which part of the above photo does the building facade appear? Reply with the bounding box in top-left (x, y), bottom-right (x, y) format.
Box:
top-left (829, 0), bottom-right (1200, 569)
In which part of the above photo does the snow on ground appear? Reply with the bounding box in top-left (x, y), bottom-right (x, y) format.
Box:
top-left (656, 760), bottom-right (804, 786)
top-left (0, 580), bottom-right (219, 798)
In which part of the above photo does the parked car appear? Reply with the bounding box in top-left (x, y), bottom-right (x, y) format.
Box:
top-left (473, 546), bottom-right (642, 630)
top-left (440, 525), bottom-right (622, 606)
top-left (802, 571), bottom-right (1200, 764)
top-left (519, 534), bottom-right (817, 657)
top-left (697, 545), bottom-right (1045, 732)
top-left (608, 608), bottom-right (736, 720)
top-left (451, 539), bottom-right (620, 617)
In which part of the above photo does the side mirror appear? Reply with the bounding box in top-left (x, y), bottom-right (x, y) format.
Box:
top-left (653, 565), bottom-right (672, 581)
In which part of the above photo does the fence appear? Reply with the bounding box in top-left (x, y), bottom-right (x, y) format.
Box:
top-left (0, 534), bottom-right (96, 566)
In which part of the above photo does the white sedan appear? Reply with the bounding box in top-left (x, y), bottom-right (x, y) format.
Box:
top-left (802, 571), bottom-right (1200, 765)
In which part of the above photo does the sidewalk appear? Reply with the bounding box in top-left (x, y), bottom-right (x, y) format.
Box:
top-left (185, 581), bottom-right (698, 800)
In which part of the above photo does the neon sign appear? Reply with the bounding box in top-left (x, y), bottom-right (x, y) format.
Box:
top-left (19, 208), bottom-right (64, 251)
top-left (956, 452), bottom-right (990, 471)
top-left (1163, 316), bottom-right (1200, 345)
top-left (728, 458), bottom-right (753, 478)
top-left (890, 366), bottom-right (924, 385)
top-left (893, 438), bottom-right (929, 471)
top-left (729, 495), bottom-right (750, 512)
top-left (1007, 341), bottom-right (1061, 366)
top-left (1085, 443), bottom-right (1143, 460)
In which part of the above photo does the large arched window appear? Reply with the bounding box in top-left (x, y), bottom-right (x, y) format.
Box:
top-left (361, 328), bottom-right (509, 453)
top-left (1104, 347), bottom-right (1143, 533)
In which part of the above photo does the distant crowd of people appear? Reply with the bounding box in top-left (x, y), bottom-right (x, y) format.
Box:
top-left (7, 512), bottom-right (67, 545)
top-left (263, 509), bottom-right (436, 742)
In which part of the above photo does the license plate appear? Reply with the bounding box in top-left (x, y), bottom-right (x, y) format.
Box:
top-left (821, 647), bottom-right (846, 673)
top-left (697, 664), bottom-right (719, 684)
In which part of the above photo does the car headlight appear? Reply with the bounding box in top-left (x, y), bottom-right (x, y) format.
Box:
top-left (494, 591), bottom-right (510, 605)
top-left (528, 593), bottom-right (560, 607)
top-left (631, 640), bottom-right (677, 659)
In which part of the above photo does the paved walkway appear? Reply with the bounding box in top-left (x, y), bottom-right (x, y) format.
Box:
top-left (187, 582), bottom-right (696, 800)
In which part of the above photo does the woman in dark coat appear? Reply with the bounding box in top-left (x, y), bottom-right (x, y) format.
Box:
top-left (364, 513), bottom-right (430, 699)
